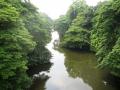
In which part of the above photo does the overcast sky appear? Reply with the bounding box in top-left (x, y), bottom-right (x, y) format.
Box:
top-left (30, 0), bottom-right (105, 19)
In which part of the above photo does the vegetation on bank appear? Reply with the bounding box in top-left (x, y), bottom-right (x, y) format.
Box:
top-left (54, 0), bottom-right (120, 77)
top-left (54, 0), bottom-right (93, 50)
top-left (0, 0), bottom-right (52, 90)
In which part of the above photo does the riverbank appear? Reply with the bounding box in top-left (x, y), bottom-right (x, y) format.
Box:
top-left (28, 31), bottom-right (120, 90)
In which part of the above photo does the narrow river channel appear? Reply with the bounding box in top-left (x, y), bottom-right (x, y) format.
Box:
top-left (29, 31), bottom-right (119, 90)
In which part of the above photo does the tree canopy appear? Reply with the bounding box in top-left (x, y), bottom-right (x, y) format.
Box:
top-left (55, 0), bottom-right (120, 77)
top-left (0, 0), bottom-right (52, 89)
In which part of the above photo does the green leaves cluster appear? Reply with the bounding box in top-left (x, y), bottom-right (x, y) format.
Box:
top-left (21, 2), bottom-right (52, 65)
top-left (54, 15), bottom-right (70, 38)
top-left (55, 0), bottom-right (93, 50)
top-left (0, 2), bottom-right (34, 90)
top-left (91, 0), bottom-right (120, 77)
top-left (62, 28), bottom-right (90, 50)
top-left (0, 0), bottom-right (19, 29)
top-left (0, 0), bottom-right (52, 90)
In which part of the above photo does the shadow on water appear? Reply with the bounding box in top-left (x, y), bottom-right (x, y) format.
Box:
top-left (28, 31), bottom-right (120, 90)
top-left (27, 63), bottom-right (52, 77)
top-left (27, 63), bottom-right (52, 90)
top-left (29, 77), bottom-right (49, 90)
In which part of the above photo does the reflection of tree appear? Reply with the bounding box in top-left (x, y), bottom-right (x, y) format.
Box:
top-left (28, 44), bottom-right (52, 66)
top-left (29, 76), bottom-right (49, 90)
top-left (27, 63), bottom-right (52, 90)
top-left (64, 49), bottom-right (119, 90)
top-left (27, 63), bottom-right (52, 76)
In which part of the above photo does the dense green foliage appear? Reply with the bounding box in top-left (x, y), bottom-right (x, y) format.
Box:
top-left (54, 15), bottom-right (70, 38)
top-left (55, 0), bottom-right (120, 77)
top-left (0, 0), bottom-right (52, 90)
top-left (20, 2), bottom-right (52, 65)
top-left (0, 1), bottom-right (34, 90)
top-left (61, 6), bottom-right (93, 50)
top-left (55, 0), bottom-right (93, 50)
top-left (54, 0), bottom-right (88, 38)
top-left (91, 0), bottom-right (120, 77)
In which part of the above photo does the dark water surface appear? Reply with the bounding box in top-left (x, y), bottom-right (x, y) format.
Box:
top-left (29, 31), bottom-right (120, 90)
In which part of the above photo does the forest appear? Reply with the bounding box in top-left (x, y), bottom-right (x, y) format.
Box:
top-left (0, 0), bottom-right (120, 90)
top-left (54, 0), bottom-right (120, 78)
top-left (0, 0), bottom-right (52, 90)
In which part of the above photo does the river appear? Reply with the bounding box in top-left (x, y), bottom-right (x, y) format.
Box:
top-left (29, 31), bottom-right (119, 90)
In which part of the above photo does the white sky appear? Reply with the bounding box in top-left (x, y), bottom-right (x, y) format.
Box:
top-left (30, 0), bottom-right (105, 19)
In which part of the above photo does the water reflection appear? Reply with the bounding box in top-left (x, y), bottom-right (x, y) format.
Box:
top-left (29, 31), bottom-right (120, 90)
top-left (63, 49), bottom-right (119, 90)
top-left (29, 76), bottom-right (49, 90)
top-left (28, 63), bottom-right (52, 77)
top-left (28, 63), bottom-right (52, 90)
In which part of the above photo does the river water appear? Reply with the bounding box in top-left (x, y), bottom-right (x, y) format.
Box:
top-left (29, 31), bottom-right (119, 90)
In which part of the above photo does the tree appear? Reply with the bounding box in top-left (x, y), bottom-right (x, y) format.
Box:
top-left (54, 15), bottom-right (70, 38)
top-left (0, 1), bottom-right (36, 89)
top-left (0, 0), bottom-right (52, 89)
top-left (21, 2), bottom-right (52, 65)
top-left (91, 0), bottom-right (120, 77)
top-left (61, 1), bottom-right (93, 50)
